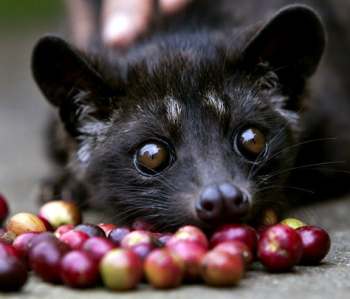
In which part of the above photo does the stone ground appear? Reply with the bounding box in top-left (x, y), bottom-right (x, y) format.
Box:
top-left (1, 13), bottom-right (350, 299)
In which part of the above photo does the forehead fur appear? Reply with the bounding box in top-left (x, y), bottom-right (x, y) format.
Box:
top-left (94, 30), bottom-right (247, 92)
top-left (165, 96), bottom-right (183, 124)
top-left (81, 29), bottom-right (299, 150)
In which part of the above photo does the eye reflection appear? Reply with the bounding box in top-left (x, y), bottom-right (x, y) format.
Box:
top-left (235, 127), bottom-right (267, 161)
top-left (134, 141), bottom-right (172, 175)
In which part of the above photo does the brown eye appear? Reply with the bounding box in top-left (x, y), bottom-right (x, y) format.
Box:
top-left (134, 141), bottom-right (173, 175)
top-left (235, 127), bottom-right (267, 161)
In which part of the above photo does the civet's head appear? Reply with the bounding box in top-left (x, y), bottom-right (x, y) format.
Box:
top-left (32, 6), bottom-right (325, 231)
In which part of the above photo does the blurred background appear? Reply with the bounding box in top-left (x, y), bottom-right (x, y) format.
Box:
top-left (0, 1), bottom-right (65, 212)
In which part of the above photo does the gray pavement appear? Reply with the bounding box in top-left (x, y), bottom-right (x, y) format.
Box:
top-left (1, 18), bottom-right (350, 299)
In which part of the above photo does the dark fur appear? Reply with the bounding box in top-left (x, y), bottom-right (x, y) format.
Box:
top-left (32, 0), bottom-right (350, 231)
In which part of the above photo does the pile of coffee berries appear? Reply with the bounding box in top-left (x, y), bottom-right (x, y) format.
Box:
top-left (0, 194), bottom-right (331, 292)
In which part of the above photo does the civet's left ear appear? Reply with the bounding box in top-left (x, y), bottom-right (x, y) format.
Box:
top-left (243, 5), bottom-right (326, 80)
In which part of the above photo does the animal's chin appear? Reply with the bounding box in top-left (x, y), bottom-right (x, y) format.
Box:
top-left (123, 212), bottom-right (266, 235)
top-left (116, 194), bottom-right (281, 233)
top-left (186, 206), bottom-right (280, 232)
top-left (173, 213), bottom-right (253, 234)
top-left (182, 213), bottom-right (277, 234)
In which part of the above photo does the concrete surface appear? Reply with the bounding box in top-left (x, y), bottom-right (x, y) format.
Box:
top-left (1, 16), bottom-right (350, 299)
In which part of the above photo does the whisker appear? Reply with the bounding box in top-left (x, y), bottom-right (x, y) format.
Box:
top-left (248, 124), bottom-right (290, 180)
top-left (259, 161), bottom-right (345, 183)
top-left (255, 184), bottom-right (315, 195)
top-left (250, 137), bottom-right (338, 179)
top-left (246, 104), bottom-right (307, 181)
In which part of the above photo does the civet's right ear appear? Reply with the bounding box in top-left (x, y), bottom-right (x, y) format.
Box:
top-left (32, 36), bottom-right (122, 137)
top-left (32, 35), bottom-right (111, 107)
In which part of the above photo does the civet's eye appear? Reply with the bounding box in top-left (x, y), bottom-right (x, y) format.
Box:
top-left (134, 141), bottom-right (173, 175)
top-left (235, 127), bottom-right (267, 161)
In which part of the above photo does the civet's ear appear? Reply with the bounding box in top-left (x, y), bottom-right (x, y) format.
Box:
top-left (243, 5), bottom-right (326, 80)
top-left (32, 36), bottom-right (119, 136)
top-left (32, 36), bottom-right (111, 106)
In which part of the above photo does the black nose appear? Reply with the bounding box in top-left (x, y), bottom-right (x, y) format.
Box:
top-left (196, 183), bottom-right (250, 223)
top-left (218, 183), bottom-right (250, 218)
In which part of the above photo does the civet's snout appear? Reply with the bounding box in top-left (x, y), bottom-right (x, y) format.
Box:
top-left (195, 182), bottom-right (250, 224)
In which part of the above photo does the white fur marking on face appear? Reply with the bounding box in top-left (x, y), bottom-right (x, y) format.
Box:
top-left (271, 95), bottom-right (300, 132)
top-left (204, 93), bottom-right (226, 116)
top-left (80, 121), bottom-right (110, 136)
top-left (77, 142), bottom-right (91, 164)
top-left (166, 97), bottom-right (182, 123)
top-left (276, 108), bottom-right (300, 129)
top-left (270, 95), bottom-right (287, 107)
top-left (77, 120), bottom-right (111, 166)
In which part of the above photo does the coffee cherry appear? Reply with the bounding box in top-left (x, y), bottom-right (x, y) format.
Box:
top-left (100, 249), bottom-right (143, 291)
top-left (201, 250), bottom-right (244, 286)
top-left (108, 227), bottom-right (131, 246)
top-left (6, 213), bottom-right (47, 236)
top-left (0, 202), bottom-right (332, 293)
top-left (167, 226), bottom-right (208, 249)
top-left (167, 240), bottom-right (206, 280)
top-left (154, 233), bottom-right (173, 247)
top-left (0, 193), bottom-right (9, 225)
top-left (0, 242), bottom-right (19, 259)
top-left (29, 239), bottom-right (69, 283)
top-left (120, 230), bottom-right (155, 260)
top-left (121, 230), bottom-right (153, 248)
top-left (29, 232), bottom-right (57, 249)
top-left (281, 218), bottom-right (306, 230)
top-left (210, 224), bottom-right (257, 253)
top-left (98, 223), bottom-right (116, 236)
top-left (60, 230), bottom-right (90, 250)
top-left (82, 237), bottom-right (115, 262)
top-left (0, 256), bottom-right (28, 292)
top-left (39, 200), bottom-right (82, 229)
top-left (60, 251), bottom-right (99, 288)
top-left (131, 243), bottom-right (154, 261)
top-left (12, 232), bottom-right (38, 264)
top-left (131, 219), bottom-right (154, 231)
top-left (256, 225), bottom-right (272, 240)
top-left (54, 224), bottom-right (74, 238)
top-left (258, 224), bottom-right (303, 272)
top-left (213, 240), bottom-right (253, 267)
top-left (37, 215), bottom-right (54, 231)
top-left (75, 224), bottom-right (105, 238)
top-left (144, 249), bottom-right (183, 289)
top-left (297, 226), bottom-right (331, 265)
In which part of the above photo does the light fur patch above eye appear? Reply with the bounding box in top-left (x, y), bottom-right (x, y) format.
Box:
top-left (204, 93), bottom-right (227, 117)
top-left (271, 95), bottom-right (300, 133)
top-left (165, 96), bottom-right (182, 124)
top-left (77, 141), bottom-right (91, 164)
top-left (275, 107), bottom-right (300, 131)
top-left (76, 119), bottom-right (111, 166)
top-left (79, 121), bottom-right (110, 136)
